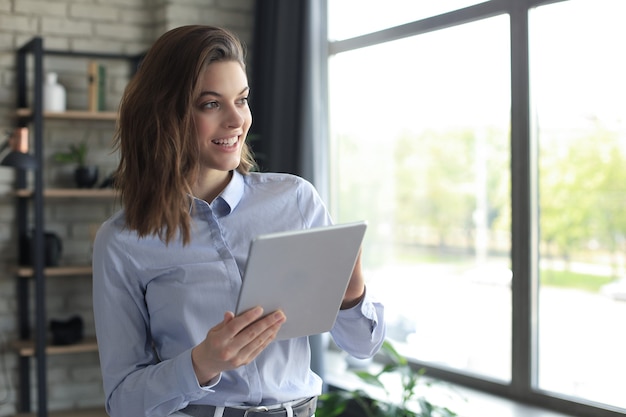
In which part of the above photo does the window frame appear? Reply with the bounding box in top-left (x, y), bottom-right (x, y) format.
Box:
top-left (326, 1), bottom-right (624, 416)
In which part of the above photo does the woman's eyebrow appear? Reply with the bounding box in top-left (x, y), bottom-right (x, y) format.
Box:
top-left (198, 86), bottom-right (250, 98)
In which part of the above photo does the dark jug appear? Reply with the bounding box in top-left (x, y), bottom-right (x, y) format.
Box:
top-left (20, 231), bottom-right (63, 267)
top-left (50, 315), bottom-right (84, 345)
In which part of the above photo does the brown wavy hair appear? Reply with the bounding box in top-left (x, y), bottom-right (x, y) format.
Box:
top-left (114, 25), bottom-right (256, 245)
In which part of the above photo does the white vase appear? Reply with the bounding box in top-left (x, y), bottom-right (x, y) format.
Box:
top-left (43, 72), bottom-right (66, 112)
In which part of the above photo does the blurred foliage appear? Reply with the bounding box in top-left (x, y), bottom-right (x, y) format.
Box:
top-left (317, 340), bottom-right (459, 417)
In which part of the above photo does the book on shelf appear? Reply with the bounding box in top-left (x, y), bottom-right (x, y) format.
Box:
top-left (87, 60), bottom-right (106, 112)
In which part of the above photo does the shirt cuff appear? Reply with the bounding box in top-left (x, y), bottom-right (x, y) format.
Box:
top-left (199, 374), bottom-right (221, 390)
top-left (179, 348), bottom-right (222, 394)
top-left (337, 287), bottom-right (377, 321)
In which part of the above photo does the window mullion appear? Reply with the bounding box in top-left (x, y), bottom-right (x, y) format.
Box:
top-left (509, 0), bottom-right (535, 401)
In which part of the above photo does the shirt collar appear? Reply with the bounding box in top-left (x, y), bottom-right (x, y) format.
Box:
top-left (190, 170), bottom-right (245, 217)
top-left (213, 170), bottom-right (244, 215)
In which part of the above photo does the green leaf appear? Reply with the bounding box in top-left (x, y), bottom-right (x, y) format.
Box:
top-left (382, 340), bottom-right (407, 365)
top-left (317, 392), bottom-right (351, 417)
top-left (54, 141), bottom-right (88, 166)
top-left (354, 370), bottom-right (385, 389)
top-left (379, 363), bottom-right (401, 375)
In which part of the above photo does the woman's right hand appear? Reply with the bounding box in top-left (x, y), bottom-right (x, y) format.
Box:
top-left (191, 306), bottom-right (286, 386)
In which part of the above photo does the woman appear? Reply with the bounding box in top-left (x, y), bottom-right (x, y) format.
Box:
top-left (92, 25), bottom-right (385, 417)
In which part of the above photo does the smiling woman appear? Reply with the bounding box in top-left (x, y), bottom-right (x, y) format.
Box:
top-left (114, 26), bottom-right (257, 245)
top-left (91, 25), bottom-right (386, 417)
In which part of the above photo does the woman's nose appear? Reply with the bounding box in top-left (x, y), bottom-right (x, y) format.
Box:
top-left (224, 105), bottom-right (245, 128)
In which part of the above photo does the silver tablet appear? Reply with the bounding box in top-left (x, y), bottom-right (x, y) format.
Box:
top-left (235, 221), bottom-right (367, 340)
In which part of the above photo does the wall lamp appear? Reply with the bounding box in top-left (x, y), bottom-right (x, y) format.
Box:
top-left (0, 127), bottom-right (38, 170)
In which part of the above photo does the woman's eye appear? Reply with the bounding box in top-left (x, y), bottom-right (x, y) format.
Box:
top-left (203, 101), bottom-right (219, 109)
top-left (237, 97), bottom-right (249, 106)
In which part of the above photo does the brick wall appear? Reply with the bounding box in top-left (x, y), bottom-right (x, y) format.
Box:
top-left (0, 1), bottom-right (255, 414)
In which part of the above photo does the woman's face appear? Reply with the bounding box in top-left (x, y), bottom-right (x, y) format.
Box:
top-left (193, 60), bottom-right (252, 174)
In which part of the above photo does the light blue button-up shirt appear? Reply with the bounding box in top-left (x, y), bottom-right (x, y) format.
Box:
top-left (93, 171), bottom-right (385, 417)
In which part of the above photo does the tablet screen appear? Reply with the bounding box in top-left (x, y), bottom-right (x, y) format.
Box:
top-left (235, 221), bottom-right (367, 340)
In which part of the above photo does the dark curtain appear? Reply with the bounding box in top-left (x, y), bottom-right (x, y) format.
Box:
top-left (250, 0), bottom-right (329, 384)
top-left (250, 0), bottom-right (328, 193)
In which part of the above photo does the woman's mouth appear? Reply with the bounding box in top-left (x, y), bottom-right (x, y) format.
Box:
top-left (212, 136), bottom-right (239, 147)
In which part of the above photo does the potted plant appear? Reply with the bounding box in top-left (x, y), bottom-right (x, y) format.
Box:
top-left (54, 141), bottom-right (98, 188)
top-left (316, 340), bottom-right (460, 417)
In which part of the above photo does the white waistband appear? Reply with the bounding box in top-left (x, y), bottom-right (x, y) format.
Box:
top-left (227, 397), bottom-right (308, 410)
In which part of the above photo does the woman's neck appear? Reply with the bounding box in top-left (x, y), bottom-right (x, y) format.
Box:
top-left (193, 170), bottom-right (233, 203)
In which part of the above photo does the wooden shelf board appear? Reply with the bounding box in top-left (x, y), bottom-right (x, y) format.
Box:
top-left (13, 336), bottom-right (98, 357)
top-left (15, 406), bottom-right (107, 417)
top-left (16, 108), bottom-right (117, 120)
top-left (17, 265), bottom-right (92, 278)
top-left (15, 188), bottom-right (117, 198)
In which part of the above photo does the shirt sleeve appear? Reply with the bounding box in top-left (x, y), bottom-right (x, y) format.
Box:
top-left (330, 288), bottom-right (386, 358)
top-left (294, 179), bottom-right (387, 358)
top-left (294, 177), bottom-right (333, 229)
top-left (92, 220), bottom-right (209, 417)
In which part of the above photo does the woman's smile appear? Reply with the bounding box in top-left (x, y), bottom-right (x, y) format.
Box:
top-left (211, 135), bottom-right (240, 149)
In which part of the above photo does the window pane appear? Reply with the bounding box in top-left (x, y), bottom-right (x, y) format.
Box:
top-left (531, 0), bottom-right (626, 410)
top-left (328, 0), bottom-right (485, 41)
top-left (329, 15), bottom-right (512, 381)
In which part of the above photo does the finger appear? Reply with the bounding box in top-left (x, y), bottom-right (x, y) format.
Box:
top-left (236, 310), bottom-right (285, 346)
top-left (209, 311), bottom-right (236, 333)
top-left (222, 306), bottom-right (265, 338)
top-left (237, 318), bottom-right (285, 363)
top-left (216, 309), bottom-right (285, 363)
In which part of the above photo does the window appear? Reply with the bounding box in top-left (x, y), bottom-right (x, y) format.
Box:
top-left (328, 1), bottom-right (626, 415)
top-left (530, 0), bottom-right (626, 409)
top-left (329, 14), bottom-right (512, 382)
top-left (328, 0), bottom-right (485, 41)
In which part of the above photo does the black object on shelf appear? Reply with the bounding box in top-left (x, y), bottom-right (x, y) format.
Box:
top-left (50, 315), bottom-right (84, 346)
top-left (20, 231), bottom-right (62, 267)
top-left (75, 165), bottom-right (99, 188)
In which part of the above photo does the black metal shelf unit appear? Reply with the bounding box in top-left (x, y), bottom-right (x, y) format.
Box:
top-left (13, 36), bottom-right (141, 417)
